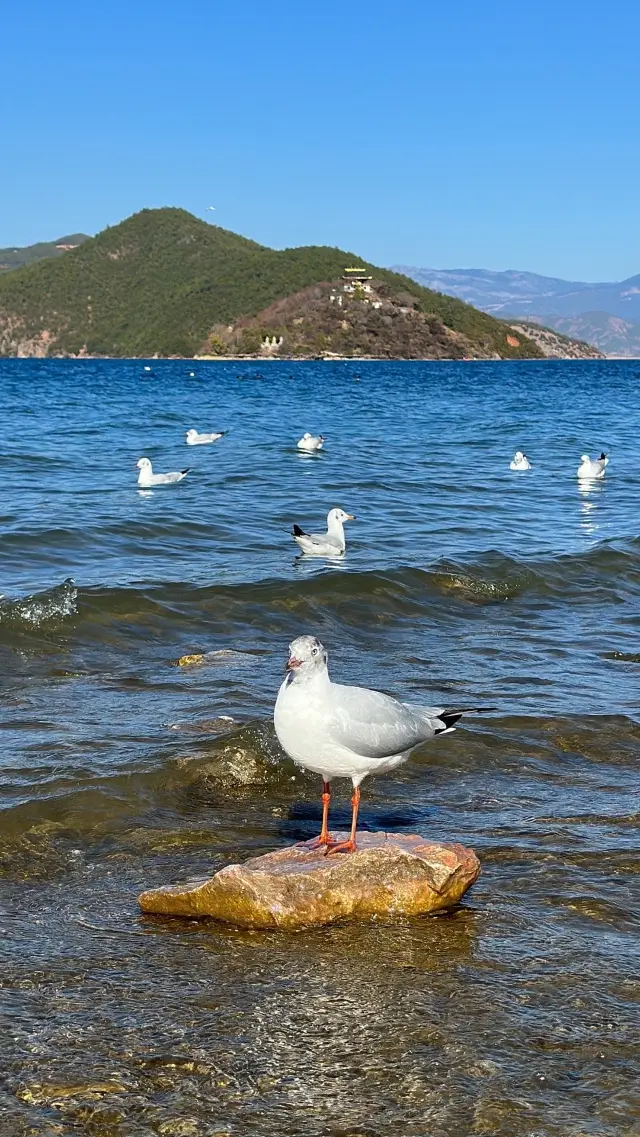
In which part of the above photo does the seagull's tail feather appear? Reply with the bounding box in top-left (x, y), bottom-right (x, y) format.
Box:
top-left (292, 524), bottom-right (306, 537)
top-left (433, 706), bottom-right (496, 735)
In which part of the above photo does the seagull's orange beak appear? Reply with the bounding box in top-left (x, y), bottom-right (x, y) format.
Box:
top-left (285, 657), bottom-right (303, 672)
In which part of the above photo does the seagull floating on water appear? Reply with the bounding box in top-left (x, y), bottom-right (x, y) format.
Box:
top-left (274, 635), bottom-right (493, 853)
top-left (136, 457), bottom-right (190, 487)
top-left (577, 452), bottom-right (608, 479)
top-left (297, 432), bottom-right (325, 451)
top-left (510, 451), bottom-right (531, 471)
top-left (292, 508), bottom-right (354, 557)
top-left (185, 428), bottom-right (226, 446)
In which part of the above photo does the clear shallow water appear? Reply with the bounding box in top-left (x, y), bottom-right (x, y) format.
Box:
top-left (0, 358), bottom-right (638, 1136)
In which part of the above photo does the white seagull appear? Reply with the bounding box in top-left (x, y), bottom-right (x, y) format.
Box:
top-left (510, 451), bottom-right (531, 470)
top-left (297, 432), bottom-right (325, 451)
top-left (136, 457), bottom-right (190, 487)
top-left (185, 428), bottom-right (226, 446)
top-left (577, 452), bottom-right (608, 479)
top-left (292, 508), bottom-right (354, 557)
top-left (274, 635), bottom-right (492, 853)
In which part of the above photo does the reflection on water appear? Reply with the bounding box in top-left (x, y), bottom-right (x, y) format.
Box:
top-left (577, 477), bottom-right (605, 538)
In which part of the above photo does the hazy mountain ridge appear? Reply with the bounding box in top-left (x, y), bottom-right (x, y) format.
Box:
top-left (526, 312), bottom-right (640, 358)
top-left (0, 234), bottom-right (89, 273)
top-left (393, 265), bottom-right (640, 355)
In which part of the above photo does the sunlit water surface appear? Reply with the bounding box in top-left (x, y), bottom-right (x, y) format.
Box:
top-left (0, 359), bottom-right (638, 1136)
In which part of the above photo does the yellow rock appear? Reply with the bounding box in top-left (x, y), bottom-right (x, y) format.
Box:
top-left (138, 831), bottom-right (480, 930)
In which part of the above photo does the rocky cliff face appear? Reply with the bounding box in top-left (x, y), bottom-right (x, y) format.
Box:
top-left (508, 322), bottom-right (604, 360)
top-left (206, 279), bottom-right (543, 360)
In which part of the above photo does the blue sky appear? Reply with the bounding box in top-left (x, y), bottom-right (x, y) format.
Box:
top-left (3, 0), bottom-right (639, 280)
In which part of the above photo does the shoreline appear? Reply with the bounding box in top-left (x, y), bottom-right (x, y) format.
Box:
top-left (0, 353), bottom-right (620, 362)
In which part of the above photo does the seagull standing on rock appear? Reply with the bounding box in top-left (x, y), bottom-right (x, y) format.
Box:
top-left (292, 508), bottom-right (354, 556)
top-left (136, 458), bottom-right (190, 487)
top-left (274, 635), bottom-right (493, 853)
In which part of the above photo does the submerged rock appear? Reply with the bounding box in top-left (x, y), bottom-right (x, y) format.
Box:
top-left (138, 832), bottom-right (480, 930)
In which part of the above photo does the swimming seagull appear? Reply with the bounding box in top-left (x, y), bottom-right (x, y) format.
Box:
top-left (510, 451), bottom-right (531, 470)
top-left (274, 635), bottom-right (493, 853)
top-left (292, 508), bottom-right (354, 556)
top-left (136, 457), bottom-right (190, 487)
top-left (297, 432), bottom-right (325, 451)
top-left (577, 452), bottom-right (609, 479)
top-left (185, 428), bottom-right (226, 446)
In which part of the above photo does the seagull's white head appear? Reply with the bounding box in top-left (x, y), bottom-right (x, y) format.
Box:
top-left (580, 454), bottom-right (590, 464)
top-left (185, 430), bottom-right (198, 441)
top-left (514, 451), bottom-right (524, 462)
top-left (137, 457), bottom-right (152, 471)
top-left (328, 508), bottom-right (355, 526)
top-left (285, 635), bottom-right (328, 678)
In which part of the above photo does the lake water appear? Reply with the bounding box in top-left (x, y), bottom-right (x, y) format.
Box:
top-left (1, 358), bottom-right (638, 1136)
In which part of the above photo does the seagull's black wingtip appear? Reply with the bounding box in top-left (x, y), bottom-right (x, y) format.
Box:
top-left (292, 524), bottom-right (306, 537)
top-left (436, 706), bottom-right (497, 732)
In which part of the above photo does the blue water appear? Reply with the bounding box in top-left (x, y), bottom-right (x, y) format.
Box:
top-left (0, 358), bottom-right (638, 1136)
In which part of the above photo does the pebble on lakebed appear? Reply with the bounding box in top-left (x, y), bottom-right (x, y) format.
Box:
top-left (138, 832), bottom-right (480, 930)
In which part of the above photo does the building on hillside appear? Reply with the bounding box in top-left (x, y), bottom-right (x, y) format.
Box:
top-left (261, 335), bottom-right (283, 355)
top-left (342, 267), bottom-right (373, 294)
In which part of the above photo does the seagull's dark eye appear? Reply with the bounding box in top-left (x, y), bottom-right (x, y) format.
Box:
top-left (312, 647), bottom-right (318, 656)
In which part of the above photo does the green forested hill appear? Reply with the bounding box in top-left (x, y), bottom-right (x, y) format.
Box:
top-left (0, 234), bottom-right (89, 273)
top-left (0, 208), bottom-right (542, 358)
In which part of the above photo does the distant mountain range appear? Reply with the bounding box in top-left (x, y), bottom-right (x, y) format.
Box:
top-left (0, 234), bottom-right (89, 273)
top-left (392, 266), bottom-right (640, 356)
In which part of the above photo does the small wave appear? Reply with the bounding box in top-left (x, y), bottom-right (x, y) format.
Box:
top-left (0, 538), bottom-right (638, 649)
top-left (0, 578), bottom-right (78, 629)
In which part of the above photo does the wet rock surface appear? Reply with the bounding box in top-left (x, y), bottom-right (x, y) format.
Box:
top-left (138, 832), bottom-right (480, 929)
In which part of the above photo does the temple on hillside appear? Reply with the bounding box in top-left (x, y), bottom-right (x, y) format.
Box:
top-left (342, 266), bottom-right (373, 294)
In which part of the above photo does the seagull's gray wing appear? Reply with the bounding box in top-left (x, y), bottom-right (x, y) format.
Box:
top-left (156, 470), bottom-right (188, 484)
top-left (308, 530), bottom-right (342, 548)
top-left (295, 530), bottom-right (343, 554)
top-left (327, 683), bottom-right (444, 759)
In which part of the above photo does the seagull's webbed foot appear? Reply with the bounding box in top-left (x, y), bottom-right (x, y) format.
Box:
top-left (324, 838), bottom-right (357, 855)
top-left (303, 833), bottom-right (339, 851)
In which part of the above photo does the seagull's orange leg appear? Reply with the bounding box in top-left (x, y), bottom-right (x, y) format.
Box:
top-left (326, 785), bottom-right (360, 854)
top-left (303, 781), bottom-right (337, 849)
